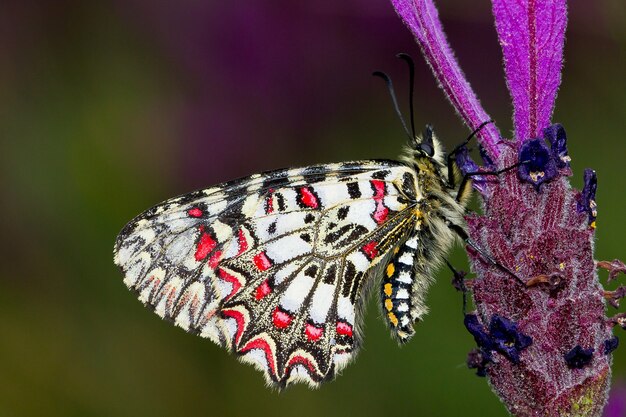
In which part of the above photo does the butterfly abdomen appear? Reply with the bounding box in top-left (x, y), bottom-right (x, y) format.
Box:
top-left (380, 207), bottom-right (457, 343)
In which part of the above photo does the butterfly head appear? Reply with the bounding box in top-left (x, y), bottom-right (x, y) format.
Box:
top-left (403, 124), bottom-right (447, 172)
top-left (415, 124), bottom-right (436, 157)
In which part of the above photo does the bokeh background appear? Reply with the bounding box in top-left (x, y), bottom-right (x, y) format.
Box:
top-left (1, 1), bottom-right (625, 416)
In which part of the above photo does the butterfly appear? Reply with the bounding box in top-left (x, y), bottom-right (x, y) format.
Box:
top-left (113, 56), bottom-right (480, 388)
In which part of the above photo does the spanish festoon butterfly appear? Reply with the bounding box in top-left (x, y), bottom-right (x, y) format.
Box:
top-left (114, 54), bottom-right (486, 388)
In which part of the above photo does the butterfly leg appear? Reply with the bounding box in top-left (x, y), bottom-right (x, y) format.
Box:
top-left (445, 120), bottom-right (494, 188)
top-left (446, 222), bottom-right (524, 285)
top-left (444, 259), bottom-right (470, 315)
top-left (455, 162), bottom-right (528, 202)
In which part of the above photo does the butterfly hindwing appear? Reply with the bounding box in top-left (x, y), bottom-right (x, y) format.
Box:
top-left (114, 160), bottom-right (419, 387)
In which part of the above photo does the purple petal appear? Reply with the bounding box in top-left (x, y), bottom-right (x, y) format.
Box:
top-left (564, 345), bottom-right (595, 369)
top-left (489, 315), bottom-right (533, 364)
top-left (467, 348), bottom-right (491, 377)
top-left (517, 138), bottom-right (558, 189)
top-left (492, 0), bottom-right (567, 142)
top-left (603, 336), bottom-right (619, 355)
top-left (576, 168), bottom-right (598, 226)
top-left (390, 0), bottom-right (501, 160)
top-left (543, 123), bottom-right (570, 168)
top-left (455, 146), bottom-right (489, 194)
top-left (464, 314), bottom-right (493, 350)
top-left (455, 145), bottom-right (479, 175)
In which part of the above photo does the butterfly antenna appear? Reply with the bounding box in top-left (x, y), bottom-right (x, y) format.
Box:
top-left (449, 120), bottom-right (494, 158)
top-left (396, 53), bottom-right (416, 139)
top-left (373, 71), bottom-right (413, 142)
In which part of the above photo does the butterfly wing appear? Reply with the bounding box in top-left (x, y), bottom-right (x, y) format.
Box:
top-left (114, 160), bottom-right (419, 387)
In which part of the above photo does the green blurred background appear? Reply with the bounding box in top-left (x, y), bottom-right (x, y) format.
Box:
top-left (1, 1), bottom-right (625, 416)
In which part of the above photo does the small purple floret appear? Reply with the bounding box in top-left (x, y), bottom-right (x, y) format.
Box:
top-left (464, 314), bottom-right (492, 349)
top-left (467, 348), bottom-right (490, 377)
top-left (464, 314), bottom-right (533, 366)
top-left (489, 315), bottom-right (533, 364)
top-left (564, 345), bottom-right (595, 369)
top-left (450, 268), bottom-right (467, 292)
top-left (517, 138), bottom-right (558, 189)
top-left (455, 145), bottom-right (479, 175)
top-left (543, 123), bottom-right (570, 168)
top-left (577, 168), bottom-right (598, 225)
top-left (455, 146), bottom-right (489, 192)
top-left (603, 336), bottom-right (619, 355)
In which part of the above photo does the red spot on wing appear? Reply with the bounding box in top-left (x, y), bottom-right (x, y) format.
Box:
top-left (299, 187), bottom-right (319, 209)
top-left (255, 279), bottom-right (272, 300)
top-left (253, 252), bottom-right (273, 271)
top-left (187, 207), bottom-right (203, 218)
top-left (240, 338), bottom-right (277, 377)
top-left (373, 206), bottom-right (389, 224)
top-left (371, 179), bottom-right (389, 224)
top-left (286, 355), bottom-right (317, 375)
top-left (272, 307), bottom-right (293, 329)
top-left (237, 228), bottom-right (249, 255)
top-left (221, 308), bottom-right (246, 345)
top-left (371, 179), bottom-right (386, 199)
top-left (305, 323), bottom-right (324, 342)
top-left (208, 250), bottom-right (222, 269)
top-left (361, 240), bottom-right (378, 260)
top-left (195, 232), bottom-right (217, 261)
top-left (265, 194), bottom-right (274, 214)
top-left (336, 321), bottom-right (353, 337)
top-left (217, 268), bottom-right (242, 301)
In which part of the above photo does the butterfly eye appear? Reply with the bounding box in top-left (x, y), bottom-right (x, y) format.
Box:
top-left (419, 124), bottom-right (435, 157)
top-left (420, 142), bottom-right (435, 157)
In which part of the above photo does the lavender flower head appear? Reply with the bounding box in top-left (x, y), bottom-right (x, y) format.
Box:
top-left (390, 1), bottom-right (623, 416)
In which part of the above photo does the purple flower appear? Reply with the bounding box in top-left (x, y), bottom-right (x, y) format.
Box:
top-left (578, 168), bottom-right (599, 227)
top-left (390, 0), bottom-right (622, 415)
top-left (544, 123), bottom-right (571, 169)
top-left (564, 345), bottom-right (595, 369)
top-left (517, 138), bottom-right (558, 189)
top-left (464, 314), bottom-right (533, 366)
top-left (467, 348), bottom-right (491, 377)
top-left (489, 315), bottom-right (533, 364)
top-left (464, 314), bottom-right (494, 350)
top-left (455, 145), bottom-right (479, 175)
top-left (603, 337), bottom-right (619, 355)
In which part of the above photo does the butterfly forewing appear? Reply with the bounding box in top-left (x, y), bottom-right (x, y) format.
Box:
top-left (114, 160), bottom-right (420, 387)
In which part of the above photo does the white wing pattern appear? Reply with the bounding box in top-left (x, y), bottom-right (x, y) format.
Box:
top-left (114, 160), bottom-right (421, 388)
